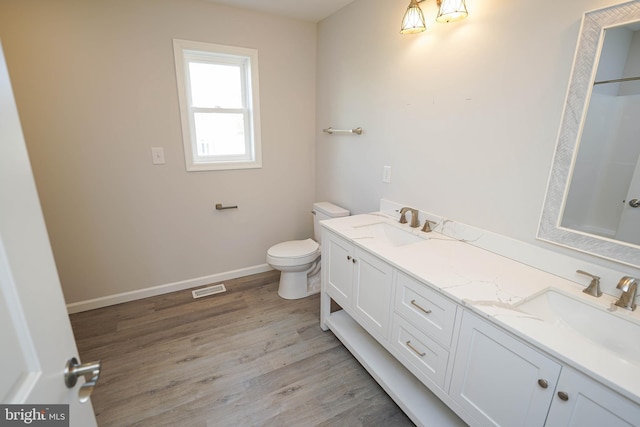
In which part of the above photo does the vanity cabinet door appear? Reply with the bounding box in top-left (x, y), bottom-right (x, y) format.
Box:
top-left (352, 248), bottom-right (393, 340)
top-left (322, 230), bottom-right (394, 340)
top-left (324, 231), bottom-right (355, 309)
top-left (545, 366), bottom-right (640, 427)
top-left (450, 310), bottom-right (561, 427)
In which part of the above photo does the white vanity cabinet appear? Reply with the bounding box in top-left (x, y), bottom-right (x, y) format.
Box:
top-left (323, 230), bottom-right (393, 340)
top-left (545, 366), bottom-right (640, 427)
top-left (320, 220), bottom-right (640, 427)
top-left (450, 310), bottom-right (561, 426)
top-left (321, 227), bottom-right (468, 426)
top-left (450, 310), bottom-right (640, 427)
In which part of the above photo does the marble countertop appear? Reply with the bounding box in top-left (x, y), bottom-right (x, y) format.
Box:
top-left (322, 213), bottom-right (640, 404)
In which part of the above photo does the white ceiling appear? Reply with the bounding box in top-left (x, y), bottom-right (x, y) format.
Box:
top-left (204, 0), bottom-right (357, 22)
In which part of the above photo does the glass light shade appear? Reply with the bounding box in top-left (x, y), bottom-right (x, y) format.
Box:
top-left (400, 0), bottom-right (426, 34)
top-left (436, 0), bottom-right (468, 23)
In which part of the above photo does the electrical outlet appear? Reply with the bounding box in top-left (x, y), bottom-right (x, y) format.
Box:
top-left (382, 166), bottom-right (392, 183)
top-left (151, 147), bottom-right (165, 165)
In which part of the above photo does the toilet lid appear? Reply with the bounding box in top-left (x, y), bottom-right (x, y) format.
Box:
top-left (268, 238), bottom-right (319, 258)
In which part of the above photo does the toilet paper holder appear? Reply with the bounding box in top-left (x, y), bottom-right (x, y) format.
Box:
top-left (216, 203), bottom-right (238, 210)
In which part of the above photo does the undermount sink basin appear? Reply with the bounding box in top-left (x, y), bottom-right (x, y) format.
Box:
top-left (352, 222), bottom-right (425, 247)
top-left (515, 289), bottom-right (640, 364)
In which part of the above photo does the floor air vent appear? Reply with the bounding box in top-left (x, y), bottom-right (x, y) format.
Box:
top-left (192, 284), bottom-right (226, 299)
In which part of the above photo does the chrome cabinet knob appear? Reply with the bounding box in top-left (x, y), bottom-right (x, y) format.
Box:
top-left (629, 199), bottom-right (640, 208)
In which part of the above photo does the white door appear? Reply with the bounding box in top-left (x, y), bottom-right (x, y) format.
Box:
top-left (0, 41), bottom-right (97, 426)
top-left (615, 155), bottom-right (640, 245)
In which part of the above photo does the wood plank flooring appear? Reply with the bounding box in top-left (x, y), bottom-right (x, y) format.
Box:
top-left (70, 271), bottom-right (413, 426)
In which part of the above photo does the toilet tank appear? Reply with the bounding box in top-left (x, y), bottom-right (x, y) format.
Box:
top-left (312, 202), bottom-right (349, 243)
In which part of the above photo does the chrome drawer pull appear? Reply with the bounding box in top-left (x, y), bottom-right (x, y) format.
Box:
top-left (405, 340), bottom-right (426, 357)
top-left (410, 299), bottom-right (432, 314)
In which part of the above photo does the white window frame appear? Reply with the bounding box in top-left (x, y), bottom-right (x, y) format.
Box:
top-left (173, 39), bottom-right (262, 171)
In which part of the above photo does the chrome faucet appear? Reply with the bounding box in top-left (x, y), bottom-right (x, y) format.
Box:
top-left (399, 207), bottom-right (420, 228)
top-left (614, 276), bottom-right (638, 311)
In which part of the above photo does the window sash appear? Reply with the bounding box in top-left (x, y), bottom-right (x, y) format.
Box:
top-left (184, 57), bottom-right (252, 162)
top-left (189, 109), bottom-right (253, 162)
top-left (173, 39), bottom-right (262, 171)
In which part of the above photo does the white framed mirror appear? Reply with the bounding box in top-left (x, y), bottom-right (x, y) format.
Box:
top-left (538, 1), bottom-right (640, 268)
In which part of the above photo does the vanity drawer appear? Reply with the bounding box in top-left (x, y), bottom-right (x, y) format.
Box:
top-left (391, 314), bottom-right (449, 389)
top-left (395, 272), bottom-right (457, 347)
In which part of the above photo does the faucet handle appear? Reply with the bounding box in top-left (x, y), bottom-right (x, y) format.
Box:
top-left (577, 270), bottom-right (602, 297)
top-left (421, 220), bottom-right (436, 233)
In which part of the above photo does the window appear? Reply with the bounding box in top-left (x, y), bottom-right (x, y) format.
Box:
top-left (173, 39), bottom-right (262, 171)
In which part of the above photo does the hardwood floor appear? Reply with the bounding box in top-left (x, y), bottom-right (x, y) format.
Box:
top-left (70, 271), bottom-right (413, 426)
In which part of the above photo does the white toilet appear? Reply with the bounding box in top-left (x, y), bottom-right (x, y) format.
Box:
top-left (267, 202), bottom-right (349, 299)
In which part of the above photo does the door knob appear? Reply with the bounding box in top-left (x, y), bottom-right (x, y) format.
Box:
top-left (64, 357), bottom-right (102, 403)
top-left (629, 199), bottom-right (640, 208)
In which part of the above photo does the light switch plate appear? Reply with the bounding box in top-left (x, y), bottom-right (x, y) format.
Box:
top-left (383, 166), bottom-right (391, 183)
top-left (151, 147), bottom-right (165, 165)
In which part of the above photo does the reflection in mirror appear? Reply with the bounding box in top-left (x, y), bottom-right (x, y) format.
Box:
top-left (561, 23), bottom-right (640, 246)
top-left (538, 1), bottom-right (640, 268)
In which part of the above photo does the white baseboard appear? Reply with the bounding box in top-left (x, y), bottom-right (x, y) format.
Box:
top-left (66, 264), bottom-right (274, 314)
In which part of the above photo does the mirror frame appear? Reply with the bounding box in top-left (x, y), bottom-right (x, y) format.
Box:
top-left (538, 1), bottom-right (640, 268)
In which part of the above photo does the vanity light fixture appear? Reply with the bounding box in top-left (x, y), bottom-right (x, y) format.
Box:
top-left (400, 0), bottom-right (468, 34)
top-left (401, 0), bottom-right (427, 34)
top-left (436, 0), bottom-right (468, 23)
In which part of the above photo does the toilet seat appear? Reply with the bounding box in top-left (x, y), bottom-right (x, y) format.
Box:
top-left (267, 238), bottom-right (320, 267)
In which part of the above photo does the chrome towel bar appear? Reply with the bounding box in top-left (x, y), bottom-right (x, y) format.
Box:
top-left (322, 127), bottom-right (363, 135)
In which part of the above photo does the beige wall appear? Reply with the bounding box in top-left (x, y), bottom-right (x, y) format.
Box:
top-left (0, 0), bottom-right (317, 304)
top-left (315, 0), bottom-right (633, 271)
